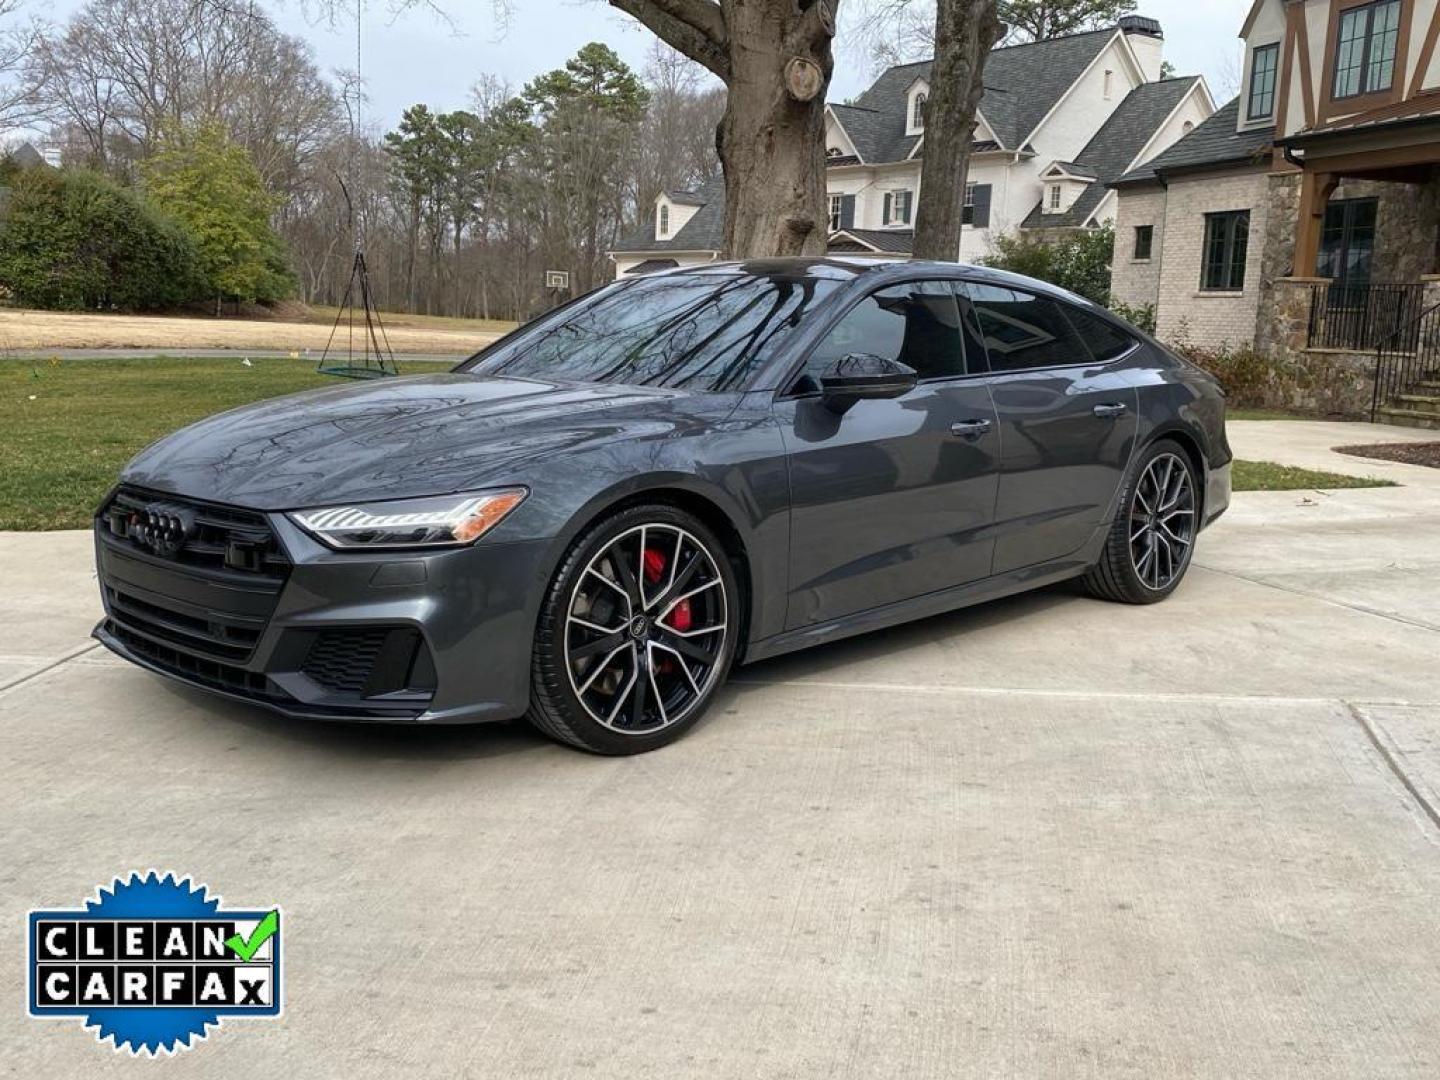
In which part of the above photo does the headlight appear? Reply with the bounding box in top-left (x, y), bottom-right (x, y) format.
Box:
top-left (288, 489), bottom-right (527, 550)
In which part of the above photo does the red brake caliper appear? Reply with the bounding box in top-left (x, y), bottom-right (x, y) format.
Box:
top-left (642, 547), bottom-right (680, 673)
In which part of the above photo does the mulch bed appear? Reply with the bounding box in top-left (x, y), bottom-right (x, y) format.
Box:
top-left (1333, 442), bottom-right (1440, 469)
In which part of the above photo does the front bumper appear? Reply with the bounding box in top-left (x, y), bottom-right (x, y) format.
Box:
top-left (93, 490), bottom-right (553, 724)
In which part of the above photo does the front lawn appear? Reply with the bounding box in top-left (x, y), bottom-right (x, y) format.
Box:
top-left (1231, 460), bottom-right (1396, 492)
top-left (1, 357), bottom-right (337, 530)
top-left (2, 357), bottom-right (1404, 531)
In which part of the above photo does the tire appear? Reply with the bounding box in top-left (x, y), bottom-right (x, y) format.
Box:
top-left (526, 503), bottom-right (741, 754)
top-left (1083, 439), bottom-right (1201, 605)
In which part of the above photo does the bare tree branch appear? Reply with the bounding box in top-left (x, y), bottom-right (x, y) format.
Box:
top-left (607, 0), bottom-right (729, 79)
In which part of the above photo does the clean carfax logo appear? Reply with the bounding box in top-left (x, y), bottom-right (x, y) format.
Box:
top-left (26, 871), bottom-right (282, 1055)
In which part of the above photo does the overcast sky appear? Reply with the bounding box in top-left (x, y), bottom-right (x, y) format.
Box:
top-left (43, 0), bottom-right (1251, 133)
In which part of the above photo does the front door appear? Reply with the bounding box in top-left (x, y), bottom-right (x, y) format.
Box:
top-left (959, 283), bottom-right (1139, 575)
top-left (778, 280), bottom-right (1001, 629)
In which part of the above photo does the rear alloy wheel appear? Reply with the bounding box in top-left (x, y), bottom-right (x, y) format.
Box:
top-left (528, 505), bottom-right (739, 754)
top-left (1083, 440), bottom-right (1199, 604)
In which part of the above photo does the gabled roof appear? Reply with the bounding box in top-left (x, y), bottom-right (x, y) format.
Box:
top-left (828, 102), bottom-right (900, 164)
top-left (842, 27), bottom-right (1121, 162)
top-left (828, 228), bottom-right (915, 254)
top-left (612, 175), bottom-right (725, 255)
top-left (1114, 97), bottom-right (1273, 186)
top-left (1024, 76), bottom-right (1204, 227)
top-left (666, 189), bottom-right (706, 206)
top-left (1045, 161), bottom-right (1100, 180)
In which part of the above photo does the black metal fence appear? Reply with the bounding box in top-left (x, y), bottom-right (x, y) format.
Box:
top-left (1307, 282), bottom-right (1425, 352)
top-left (1374, 300), bottom-right (1440, 419)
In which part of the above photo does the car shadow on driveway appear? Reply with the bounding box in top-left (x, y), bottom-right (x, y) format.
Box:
top-left (136, 583), bottom-right (1081, 762)
top-left (149, 678), bottom-right (553, 762)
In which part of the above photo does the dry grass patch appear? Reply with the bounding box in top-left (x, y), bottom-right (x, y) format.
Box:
top-left (0, 307), bottom-right (513, 355)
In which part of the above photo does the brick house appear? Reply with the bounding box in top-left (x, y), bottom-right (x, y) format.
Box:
top-left (610, 17), bottom-right (1213, 275)
top-left (1110, 0), bottom-right (1440, 424)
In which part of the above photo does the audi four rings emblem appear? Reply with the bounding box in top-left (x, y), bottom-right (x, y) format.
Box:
top-left (130, 504), bottom-right (195, 558)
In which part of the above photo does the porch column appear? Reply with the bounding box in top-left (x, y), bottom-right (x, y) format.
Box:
top-left (1293, 170), bottom-right (1337, 279)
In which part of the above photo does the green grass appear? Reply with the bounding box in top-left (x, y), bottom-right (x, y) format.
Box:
top-left (0, 357), bottom-right (1404, 530)
top-left (1231, 459), bottom-right (1397, 492)
top-left (1227, 408), bottom-right (1311, 421)
top-left (2, 357), bottom-right (336, 530)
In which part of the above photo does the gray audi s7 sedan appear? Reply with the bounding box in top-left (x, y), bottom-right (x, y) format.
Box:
top-left (93, 258), bottom-right (1230, 753)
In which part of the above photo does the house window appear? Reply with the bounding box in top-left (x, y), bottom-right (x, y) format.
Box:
top-left (1049, 185), bottom-right (1063, 210)
top-left (1333, 0), bottom-right (1401, 99)
top-left (1202, 211), bottom-right (1250, 291)
top-left (1134, 225), bottom-right (1154, 261)
top-left (1103, 70), bottom-right (1114, 100)
top-left (911, 92), bottom-right (927, 131)
top-left (885, 189), bottom-right (913, 226)
top-left (658, 203), bottom-right (669, 237)
top-left (828, 193), bottom-right (843, 233)
top-left (1248, 43), bottom-right (1279, 119)
top-left (962, 182), bottom-right (977, 226)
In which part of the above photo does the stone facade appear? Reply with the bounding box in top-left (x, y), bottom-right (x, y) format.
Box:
top-left (1125, 168), bottom-right (1440, 358)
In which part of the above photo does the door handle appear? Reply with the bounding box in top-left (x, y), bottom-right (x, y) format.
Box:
top-left (950, 418), bottom-right (994, 439)
top-left (1093, 403), bottom-right (1129, 419)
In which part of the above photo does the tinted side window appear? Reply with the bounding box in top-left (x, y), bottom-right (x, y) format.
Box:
top-left (803, 281), bottom-right (967, 383)
top-left (961, 284), bottom-right (1091, 372)
top-left (1063, 306), bottom-right (1137, 363)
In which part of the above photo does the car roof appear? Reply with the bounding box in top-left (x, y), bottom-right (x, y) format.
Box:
top-left (652, 256), bottom-right (1079, 301)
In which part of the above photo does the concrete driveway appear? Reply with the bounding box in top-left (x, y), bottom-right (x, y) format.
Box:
top-left (2, 421), bottom-right (1439, 1078)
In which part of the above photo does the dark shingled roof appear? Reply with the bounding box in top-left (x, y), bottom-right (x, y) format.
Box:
top-left (843, 28), bottom-right (1119, 162)
top-left (1114, 97), bottom-right (1274, 185)
top-left (1022, 76), bottom-right (1203, 228)
top-left (612, 175), bottom-right (725, 254)
top-left (828, 228), bottom-right (915, 254)
top-left (667, 189), bottom-right (706, 206)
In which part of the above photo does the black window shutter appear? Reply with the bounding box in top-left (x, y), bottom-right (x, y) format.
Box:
top-left (883, 192), bottom-right (893, 225)
top-left (841, 194), bottom-right (856, 230)
top-left (972, 184), bottom-right (992, 228)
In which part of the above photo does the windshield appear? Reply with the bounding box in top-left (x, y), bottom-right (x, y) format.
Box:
top-left (460, 272), bottom-right (841, 392)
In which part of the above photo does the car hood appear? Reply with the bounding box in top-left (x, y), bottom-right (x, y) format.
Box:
top-left (121, 373), bottom-right (714, 509)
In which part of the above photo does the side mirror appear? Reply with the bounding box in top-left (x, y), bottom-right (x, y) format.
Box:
top-left (819, 353), bottom-right (918, 412)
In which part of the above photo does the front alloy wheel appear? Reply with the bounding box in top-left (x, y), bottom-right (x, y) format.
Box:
top-left (528, 505), bottom-right (739, 753)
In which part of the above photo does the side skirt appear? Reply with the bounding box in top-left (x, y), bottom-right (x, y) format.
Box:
top-left (740, 530), bottom-right (1107, 666)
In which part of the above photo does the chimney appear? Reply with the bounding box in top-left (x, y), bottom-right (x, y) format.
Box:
top-left (1119, 15), bottom-right (1165, 83)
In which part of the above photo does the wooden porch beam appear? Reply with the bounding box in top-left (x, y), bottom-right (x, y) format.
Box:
top-left (1294, 170), bottom-right (1338, 280)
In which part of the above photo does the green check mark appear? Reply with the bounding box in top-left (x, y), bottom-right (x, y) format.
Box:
top-left (225, 910), bottom-right (279, 961)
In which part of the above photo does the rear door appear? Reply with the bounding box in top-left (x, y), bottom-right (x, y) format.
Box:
top-left (777, 279), bottom-right (1001, 629)
top-left (959, 283), bottom-right (1139, 574)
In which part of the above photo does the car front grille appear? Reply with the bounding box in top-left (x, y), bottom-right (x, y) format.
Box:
top-left (96, 487), bottom-right (289, 664)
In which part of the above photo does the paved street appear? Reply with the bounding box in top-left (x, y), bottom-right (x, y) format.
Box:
top-left (2, 421), bottom-right (1439, 1078)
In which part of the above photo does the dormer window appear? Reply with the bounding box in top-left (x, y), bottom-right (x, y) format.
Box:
top-left (1333, 0), bottom-right (1400, 99)
top-left (1248, 43), bottom-right (1279, 120)
top-left (1103, 70), bottom-right (1114, 100)
top-left (658, 203), bottom-right (670, 238)
top-left (1049, 185), bottom-right (1063, 210)
top-left (905, 81), bottom-right (929, 135)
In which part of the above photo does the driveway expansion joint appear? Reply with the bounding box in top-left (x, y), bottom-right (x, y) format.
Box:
top-left (0, 642), bottom-right (101, 697)
top-left (1349, 701), bottom-right (1440, 837)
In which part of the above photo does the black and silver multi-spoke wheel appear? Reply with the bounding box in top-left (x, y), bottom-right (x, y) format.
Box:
top-left (1083, 439), bottom-right (1200, 605)
top-left (528, 504), bottom-right (740, 754)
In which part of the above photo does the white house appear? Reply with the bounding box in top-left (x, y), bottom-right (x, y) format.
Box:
top-left (610, 15), bottom-right (1213, 275)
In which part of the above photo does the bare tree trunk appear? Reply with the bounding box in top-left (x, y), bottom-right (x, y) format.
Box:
top-left (609, 0), bottom-right (838, 259)
top-left (912, 0), bottom-right (1002, 262)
